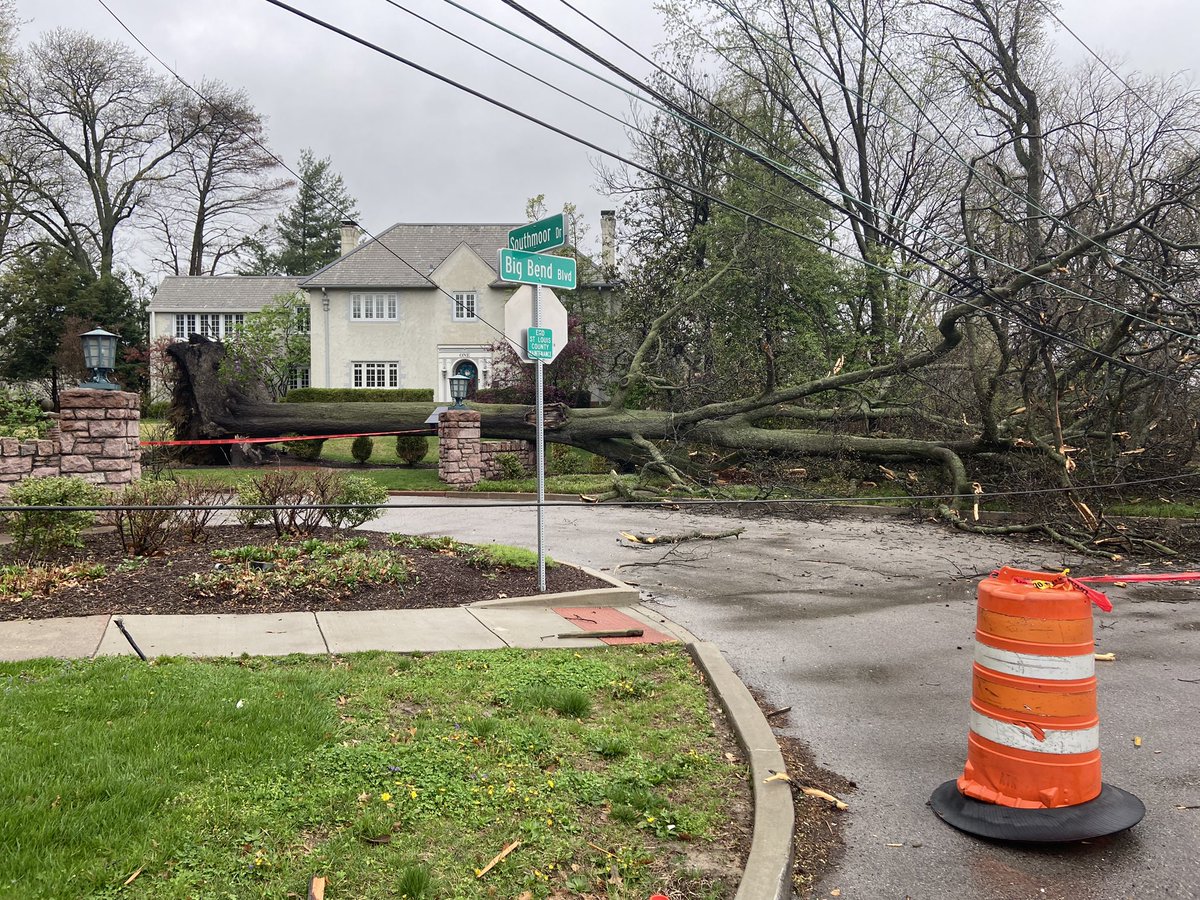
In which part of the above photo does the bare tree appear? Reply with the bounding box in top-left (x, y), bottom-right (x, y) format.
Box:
top-left (151, 81), bottom-right (291, 276)
top-left (0, 29), bottom-right (208, 277)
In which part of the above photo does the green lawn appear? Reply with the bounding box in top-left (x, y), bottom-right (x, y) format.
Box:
top-left (0, 648), bottom-right (745, 900)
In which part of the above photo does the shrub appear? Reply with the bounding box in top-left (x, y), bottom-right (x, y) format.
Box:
top-left (279, 434), bottom-right (325, 461)
top-left (235, 469), bottom-right (387, 535)
top-left (284, 388), bottom-right (434, 403)
top-left (323, 474), bottom-right (388, 530)
top-left (494, 452), bottom-right (526, 480)
top-left (0, 387), bottom-right (51, 439)
top-left (113, 480), bottom-right (182, 556)
top-left (175, 477), bottom-right (222, 542)
top-left (351, 435), bottom-right (374, 464)
top-left (141, 399), bottom-right (171, 420)
top-left (4, 476), bottom-right (109, 558)
top-left (394, 434), bottom-right (429, 466)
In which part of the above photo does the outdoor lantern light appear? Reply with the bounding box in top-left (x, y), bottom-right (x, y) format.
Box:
top-left (448, 373), bottom-right (471, 409)
top-left (78, 327), bottom-right (120, 390)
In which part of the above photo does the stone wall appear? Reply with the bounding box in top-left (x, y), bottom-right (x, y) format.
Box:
top-left (480, 440), bottom-right (535, 480)
top-left (437, 409), bottom-right (482, 487)
top-left (0, 390), bottom-right (141, 494)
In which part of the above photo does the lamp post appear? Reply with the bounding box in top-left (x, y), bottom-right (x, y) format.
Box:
top-left (448, 374), bottom-right (471, 409)
top-left (78, 327), bottom-right (121, 390)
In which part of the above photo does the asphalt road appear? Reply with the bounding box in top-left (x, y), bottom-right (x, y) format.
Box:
top-left (369, 499), bottom-right (1200, 900)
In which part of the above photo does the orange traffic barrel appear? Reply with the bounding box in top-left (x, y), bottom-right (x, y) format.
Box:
top-left (930, 567), bottom-right (1144, 841)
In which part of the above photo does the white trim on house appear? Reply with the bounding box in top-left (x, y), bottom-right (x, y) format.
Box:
top-left (436, 344), bottom-right (492, 402)
top-left (352, 361), bottom-right (400, 389)
top-left (452, 290), bottom-right (478, 321)
top-left (350, 292), bottom-right (399, 322)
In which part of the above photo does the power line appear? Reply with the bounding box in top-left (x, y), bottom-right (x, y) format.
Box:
top-left (2, 466), bottom-right (1196, 514)
top-left (694, 0), bottom-right (1197, 341)
top-left (95, 0), bottom-right (532, 363)
top-left (263, 0), bottom-right (1190, 387)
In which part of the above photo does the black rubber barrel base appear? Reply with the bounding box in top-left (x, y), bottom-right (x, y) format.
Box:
top-left (930, 780), bottom-right (1145, 843)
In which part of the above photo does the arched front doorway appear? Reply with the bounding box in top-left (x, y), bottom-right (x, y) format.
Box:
top-left (453, 359), bottom-right (479, 397)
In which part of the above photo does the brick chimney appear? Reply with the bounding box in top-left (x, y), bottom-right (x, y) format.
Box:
top-left (600, 209), bottom-right (616, 275)
top-left (340, 220), bottom-right (361, 258)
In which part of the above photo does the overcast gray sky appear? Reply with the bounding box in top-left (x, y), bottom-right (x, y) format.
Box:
top-left (13, 0), bottom-right (1198, 274)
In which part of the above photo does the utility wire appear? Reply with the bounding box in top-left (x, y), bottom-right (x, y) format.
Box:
top-left (95, 0), bottom-right (535, 362)
top-left (454, 0), bottom-right (1199, 353)
top-left (634, 0), bottom-right (1199, 342)
top-left (2, 466), bottom-right (1197, 514)
top-left (262, 0), bottom-right (1192, 387)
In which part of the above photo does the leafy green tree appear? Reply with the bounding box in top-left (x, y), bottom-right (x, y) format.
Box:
top-left (0, 245), bottom-right (144, 403)
top-left (219, 292), bottom-right (310, 400)
top-left (245, 150), bottom-right (357, 276)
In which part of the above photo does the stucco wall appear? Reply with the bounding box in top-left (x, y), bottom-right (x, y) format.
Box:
top-left (308, 244), bottom-right (513, 400)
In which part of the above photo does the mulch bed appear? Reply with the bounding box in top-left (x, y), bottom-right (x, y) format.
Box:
top-left (0, 525), bottom-right (610, 621)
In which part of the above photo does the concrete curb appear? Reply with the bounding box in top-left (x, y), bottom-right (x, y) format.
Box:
top-left (688, 641), bottom-right (793, 900)
top-left (469, 564), bottom-right (640, 609)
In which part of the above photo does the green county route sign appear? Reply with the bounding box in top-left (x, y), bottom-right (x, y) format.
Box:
top-left (526, 327), bottom-right (553, 361)
top-left (498, 248), bottom-right (577, 291)
top-left (508, 213), bottom-right (566, 253)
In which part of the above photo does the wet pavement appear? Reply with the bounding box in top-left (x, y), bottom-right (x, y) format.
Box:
top-left (369, 499), bottom-right (1200, 900)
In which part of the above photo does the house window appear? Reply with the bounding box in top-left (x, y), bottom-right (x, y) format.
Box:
top-left (352, 361), bottom-right (399, 389)
top-left (452, 291), bottom-right (477, 321)
top-left (295, 305), bottom-right (310, 334)
top-left (223, 313), bottom-right (245, 336)
top-left (351, 293), bottom-right (398, 321)
top-left (288, 366), bottom-right (310, 390)
top-left (174, 313), bottom-right (197, 339)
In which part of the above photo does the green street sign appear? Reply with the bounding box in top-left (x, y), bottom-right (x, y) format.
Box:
top-left (498, 248), bottom-right (577, 290)
top-left (526, 327), bottom-right (554, 361)
top-left (508, 213), bottom-right (565, 253)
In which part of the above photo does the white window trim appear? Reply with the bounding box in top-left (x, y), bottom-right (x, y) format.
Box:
top-left (352, 361), bottom-right (400, 389)
top-left (452, 291), bottom-right (478, 321)
top-left (173, 312), bottom-right (243, 341)
top-left (350, 292), bottom-right (399, 322)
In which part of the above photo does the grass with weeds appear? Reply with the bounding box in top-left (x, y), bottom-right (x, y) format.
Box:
top-left (0, 647), bottom-right (746, 899)
top-left (389, 534), bottom-right (553, 569)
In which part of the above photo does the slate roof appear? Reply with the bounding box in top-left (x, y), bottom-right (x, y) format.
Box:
top-left (301, 223), bottom-right (521, 289)
top-left (150, 276), bottom-right (303, 311)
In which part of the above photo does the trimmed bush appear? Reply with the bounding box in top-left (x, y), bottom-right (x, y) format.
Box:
top-left (494, 452), bottom-right (526, 480)
top-left (280, 434), bottom-right (325, 461)
top-left (351, 435), bottom-right (374, 464)
top-left (284, 388), bottom-right (434, 403)
top-left (141, 399), bottom-right (171, 420)
top-left (4, 476), bottom-right (109, 558)
top-left (394, 434), bottom-right (429, 466)
top-left (324, 474), bottom-right (389, 530)
top-left (0, 387), bottom-right (51, 439)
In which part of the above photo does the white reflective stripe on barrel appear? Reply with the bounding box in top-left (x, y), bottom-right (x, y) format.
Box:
top-left (970, 709), bottom-right (1099, 755)
top-left (974, 642), bottom-right (1094, 681)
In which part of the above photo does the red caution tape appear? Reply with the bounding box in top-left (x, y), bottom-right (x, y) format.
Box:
top-left (999, 569), bottom-right (1200, 614)
top-left (140, 428), bottom-right (432, 447)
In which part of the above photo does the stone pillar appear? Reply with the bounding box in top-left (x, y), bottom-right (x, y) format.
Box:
top-left (437, 409), bottom-right (482, 487)
top-left (57, 389), bottom-right (141, 489)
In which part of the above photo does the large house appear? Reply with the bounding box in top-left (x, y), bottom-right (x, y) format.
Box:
top-left (148, 215), bottom-right (617, 403)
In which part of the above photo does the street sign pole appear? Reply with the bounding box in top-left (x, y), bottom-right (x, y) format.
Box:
top-left (533, 283), bottom-right (547, 592)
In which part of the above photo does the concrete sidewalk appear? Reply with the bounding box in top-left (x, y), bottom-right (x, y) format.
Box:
top-left (0, 602), bottom-right (694, 661)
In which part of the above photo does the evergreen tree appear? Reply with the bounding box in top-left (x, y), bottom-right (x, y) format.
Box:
top-left (272, 149), bottom-right (357, 276)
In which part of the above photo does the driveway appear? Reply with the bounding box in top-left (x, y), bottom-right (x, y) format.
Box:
top-left (369, 499), bottom-right (1200, 900)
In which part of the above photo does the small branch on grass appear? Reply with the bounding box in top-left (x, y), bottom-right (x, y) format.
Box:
top-left (475, 840), bottom-right (521, 878)
top-left (307, 875), bottom-right (326, 900)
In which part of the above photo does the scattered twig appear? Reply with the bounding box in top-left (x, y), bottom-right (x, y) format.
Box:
top-left (307, 875), bottom-right (326, 900)
top-left (765, 706), bottom-right (792, 718)
top-left (122, 866), bottom-right (144, 887)
top-left (475, 840), bottom-right (521, 878)
top-left (764, 770), bottom-right (849, 810)
top-left (1094, 652), bottom-right (1117, 662)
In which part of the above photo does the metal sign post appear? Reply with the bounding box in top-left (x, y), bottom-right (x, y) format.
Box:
top-left (533, 282), bottom-right (546, 592)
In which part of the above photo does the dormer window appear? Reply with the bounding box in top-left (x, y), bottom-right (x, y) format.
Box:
top-left (452, 291), bottom-right (477, 321)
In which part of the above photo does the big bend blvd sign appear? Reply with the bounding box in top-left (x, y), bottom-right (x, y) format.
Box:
top-left (497, 247), bottom-right (576, 291)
